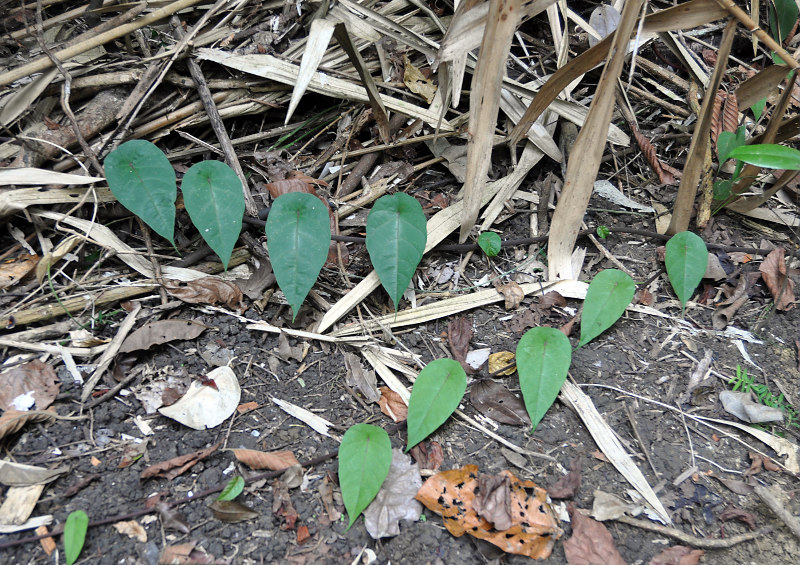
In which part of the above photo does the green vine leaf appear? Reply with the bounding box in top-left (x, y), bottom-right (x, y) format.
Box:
top-left (729, 144), bottom-right (800, 170)
top-left (64, 509), bottom-right (89, 565)
top-left (266, 192), bottom-right (331, 321)
top-left (516, 327), bottom-right (572, 431)
top-left (477, 232), bottom-right (502, 257)
top-left (665, 231), bottom-right (708, 312)
top-left (104, 140), bottom-right (177, 244)
top-left (338, 423), bottom-right (392, 529)
top-left (366, 193), bottom-right (427, 310)
top-left (579, 269), bottom-right (635, 347)
top-left (217, 476), bottom-right (245, 501)
top-left (406, 358), bottom-right (466, 450)
top-left (182, 161), bottom-right (244, 270)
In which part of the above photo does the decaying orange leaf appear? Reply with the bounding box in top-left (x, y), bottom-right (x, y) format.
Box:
top-left (232, 448), bottom-right (299, 471)
top-left (378, 387), bottom-right (408, 422)
top-left (415, 464), bottom-right (563, 559)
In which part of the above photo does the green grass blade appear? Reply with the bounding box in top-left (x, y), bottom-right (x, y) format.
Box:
top-left (366, 193), bottom-right (427, 310)
top-left (104, 140), bottom-right (176, 244)
top-left (665, 231), bottom-right (708, 311)
top-left (182, 161), bottom-right (244, 270)
top-left (64, 510), bottom-right (89, 565)
top-left (338, 424), bottom-right (391, 529)
top-left (406, 358), bottom-right (466, 450)
top-left (265, 192), bottom-right (331, 321)
top-left (516, 327), bottom-right (572, 431)
top-left (579, 269), bottom-right (635, 347)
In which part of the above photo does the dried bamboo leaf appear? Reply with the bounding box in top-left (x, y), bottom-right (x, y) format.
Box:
top-left (546, 0), bottom-right (645, 281)
top-left (710, 91), bottom-right (725, 143)
top-left (285, 18), bottom-right (336, 125)
top-left (735, 64), bottom-right (790, 109)
top-left (459, 0), bottom-right (522, 243)
top-left (667, 19), bottom-right (737, 235)
top-left (0, 169), bottom-right (105, 186)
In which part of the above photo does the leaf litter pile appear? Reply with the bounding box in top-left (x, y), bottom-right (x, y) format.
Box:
top-left (1, 0), bottom-right (800, 563)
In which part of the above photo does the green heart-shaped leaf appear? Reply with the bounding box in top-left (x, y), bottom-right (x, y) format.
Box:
top-left (266, 192), bottom-right (331, 321)
top-left (665, 231), bottom-right (708, 312)
top-left (182, 161), bottom-right (244, 270)
top-left (104, 140), bottom-right (176, 244)
top-left (406, 358), bottom-right (466, 450)
top-left (338, 423), bottom-right (391, 529)
top-left (366, 193), bottom-right (427, 310)
top-left (579, 269), bottom-right (635, 347)
top-left (517, 327), bottom-right (572, 431)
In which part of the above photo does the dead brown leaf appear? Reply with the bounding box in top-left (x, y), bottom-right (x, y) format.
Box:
top-left (409, 440), bottom-right (444, 471)
top-left (118, 319), bottom-right (208, 354)
top-left (113, 520), bottom-right (147, 542)
top-left (759, 247), bottom-right (796, 310)
top-left (564, 504), bottom-right (627, 565)
top-left (155, 502), bottom-right (191, 534)
top-left (548, 458), bottom-right (582, 499)
top-left (469, 380), bottom-right (530, 426)
top-left (209, 499), bottom-right (259, 523)
top-left (0, 409), bottom-right (56, 440)
top-left (273, 478), bottom-right (299, 530)
top-left (495, 281), bottom-right (525, 309)
top-left (719, 505), bottom-right (756, 530)
top-left (649, 545), bottom-right (704, 565)
top-left (157, 541), bottom-right (218, 564)
top-left (0, 252), bottom-right (38, 290)
top-left (0, 360), bottom-right (59, 411)
top-left (165, 277), bottom-right (245, 311)
top-left (232, 448), bottom-right (299, 471)
top-left (378, 387), bottom-right (408, 422)
top-left (472, 473), bottom-right (512, 530)
top-left (140, 441), bottom-right (221, 480)
top-left (448, 316), bottom-right (474, 372)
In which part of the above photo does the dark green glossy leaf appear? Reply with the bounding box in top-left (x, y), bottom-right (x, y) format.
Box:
top-left (477, 232), bottom-right (502, 257)
top-left (517, 327), bottom-right (572, 431)
top-left (406, 358), bottom-right (466, 450)
top-left (266, 192), bottom-right (331, 321)
top-left (366, 193), bottom-right (427, 310)
top-left (665, 231), bottom-right (708, 311)
top-left (729, 144), bottom-right (800, 170)
top-left (716, 126), bottom-right (746, 163)
top-left (338, 424), bottom-right (391, 529)
top-left (579, 269), bottom-right (635, 347)
top-left (104, 140), bottom-right (176, 244)
top-left (64, 509), bottom-right (88, 565)
top-left (182, 161), bottom-right (244, 270)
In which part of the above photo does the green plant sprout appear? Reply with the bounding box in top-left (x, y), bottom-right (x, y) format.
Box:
top-left (64, 509), bottom-right (88, 565)
top-left (729, 365), bottom-right (799, 429)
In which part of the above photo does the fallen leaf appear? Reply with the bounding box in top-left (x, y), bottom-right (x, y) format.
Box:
top-left (154, 502), bottom-right (191, 534)
top-left (409, 441), bottom-right (444, 471)
top-left (118, 439), bottom-right (148, 469)
top-left (272, 478), bottom-right (299, 530)
top-left (564, 504), bottom-right (627, 565)
top-left (718, 505), bottom-right (756, 530)
top-left (35, 525), bottom-right (56, 556)
top-left (403, 56), bottom-right (436, 103)
top-left (234, 260), bottom-right (274, 300)
top-left (488, 351), bottom-right (516, 376)
top-left (0, 459), bottom-right (66, 486)
top-left (0, 360), bottom-right (59, 411)
top-left (296, 524), bottom-right (311, 544)
top-left (158, 366), bottom-right (241, 430)
top-left (141, 442), bottom-right (221, 480)
top-left (465, 347), bottom-right (491, 370)
top-left (319, 476), bottom-right (341, 522)
top-left (759, 248), bottom-right (796, 310)
top-left (416, 464), bottom-right (562, 559)
top-left (232, 448), bottom-right (299, 471)
top-left (276, 332), bottom-right (304, 362)
top-left (363, 449), bottom-right (423, 538)
top-left (343, 352), bottom-right (380, 403)
top-left (719, 390), bottom-right (784, 423)
top-left (0, 409), bottom-right (56, 440)
top-left (495, 281), bottom-right (525, 309)
top-left (118, 319), bottom-right (208, 354)
top-left (378, 387), bottom-right (408, 422)
top-left (113, 520), bottom-right (147, 542)
top-left (548, 458), bottom-right (582, 499)
top-left (539, 291), bottom-right (567, 310)
top-left (469, 380), bottom-right (531, 426)
top-left (447, 317), bottom-right (473, 371)
top-left (649, 545), bottom-right (704, 565)
top-left (0, 252), bottom-right (38, 290)
top-left (158, 541), bottom-right (217, 564)
top-left (472, 473), bottom-right (512, 530)
top-left (236, 401), bottom-right (259, 414)
top-left (590, 490), bottom-right (642, 521)
top-left (209, 499), bottom-right (259, 523)
top-left (165, 277), bottom-right (245, 311)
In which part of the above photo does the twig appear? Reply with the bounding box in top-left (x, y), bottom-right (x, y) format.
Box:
top-left (753, 484), bottom-right (800, 541)
top-left (613, 514), bottom-right (772, 548)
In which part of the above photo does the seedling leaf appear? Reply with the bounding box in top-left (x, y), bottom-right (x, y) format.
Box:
top-left (477, 232), bottom-right (502, 257)
top-left (751, 97), bottom-right (766, 121)
top-left (338, 423), bottom-right (391, 529)
top-left (516, 327), bottom-right (572, 431)
top-left (716, 126), bottom-right (746, 163)
top-left (266, 192), bottom-right (331, 321)
top-left (366, 193), bottom-right (427, 310)
top-left (579, 269), bottom-right (635, 347)
top-left (217, 476), bottom-right (245, 501)
top-left (64, 509), bottom-right (88, 565)
top-left (406, 358), bottom-right (466, 450)
top-left (665, 231), bottom-right (708, 311)
top-left (182, 161), bottom-right (244, 270)
top-left (104, 140), bottom-right (177, 244)
top-left (729, 144), bottom-right (800, 170)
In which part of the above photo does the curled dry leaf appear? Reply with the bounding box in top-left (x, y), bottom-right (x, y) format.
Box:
top-left (378, 386), bottom-right (408, 422)
top-left (409, 440), bottom-right (444, 472)
top-left (649, 545), bottom-right (704, 565)
top-left (165, 277), bottom-right (245, 311)
top-left (158, 366), bottom-right (241, 430)
top-left (158, 541), bottom-right (219, 564)
top-left (495, 281), bottom-right (525, 310)
top-left (547, 458), bottom-right (582, 500)
top-left (488, 351), bottom-right (516, 376)
top-left (633, 129), bottom-right (676, 185)
top-left (272, 478), bottom-right (299, 530)
top-left (141, 441), bottom-right (221, 481)
top-left (471, 474), bottom-right (512, 530)
top-left (113, 520), bottom-right (147, 543)
top-left (208, 499), bottom-right (259, 523)
top-left (363, 449), bottom-right (423, 539)
top-left (415, 464), bottom-right (562, 559)
top-left (469, 380), bottom-right (530, 426)
top-left (343, 352), bottom-right (380, 403)
top-left (232, 448), bottom-right (299, 471)
top-left (564, 504), bottom-right (626, 565)
top-left (403, 56), bottom-right (436, 103)
top-left (759, 248), bottom-right (796, 310)
top-left (447, 317), bottom-right (473, 371)
top-left (0, 252), bottom-right (38, 290)
top-left (118, 319), bottom-right (208, 354)
top-left (0, 409), bottom-right (56, 441)
top-left (0, 360), bottom-right (59, 411)
top-left (718, 505), bottom-right (757, 530)
top-left (155, 502), bottom-right (191, 534)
